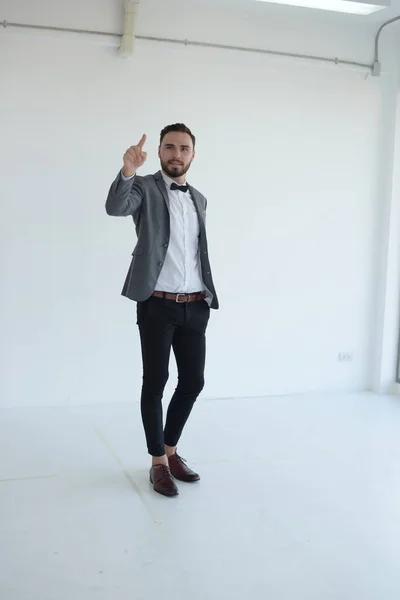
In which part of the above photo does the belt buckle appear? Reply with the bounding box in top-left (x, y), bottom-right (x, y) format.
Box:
top-left (176, 293), bottom-right (187, 303)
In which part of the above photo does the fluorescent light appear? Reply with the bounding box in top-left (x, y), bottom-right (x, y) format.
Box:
top-left (255, 0), bottom-right (390, 15)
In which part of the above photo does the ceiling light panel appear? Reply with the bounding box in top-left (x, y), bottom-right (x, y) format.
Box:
top-left (255, 0), bottom-right (390, 15)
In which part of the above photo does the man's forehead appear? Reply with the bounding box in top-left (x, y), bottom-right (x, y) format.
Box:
top-left (162, 132), bottom-right (193, 147)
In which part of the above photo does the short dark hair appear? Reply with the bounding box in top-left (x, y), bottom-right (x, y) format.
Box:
top-left (160, 123), bottom-right (196, 148)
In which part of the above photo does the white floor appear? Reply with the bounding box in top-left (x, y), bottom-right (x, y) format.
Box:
top-left (1, 392), bottom-right (400, 600)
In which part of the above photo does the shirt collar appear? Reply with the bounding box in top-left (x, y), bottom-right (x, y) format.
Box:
top-left (161, 171), bottom-right (187, 189)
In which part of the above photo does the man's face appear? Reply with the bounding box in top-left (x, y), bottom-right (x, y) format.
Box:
top-left (158, 132), bottom-right (195, 179)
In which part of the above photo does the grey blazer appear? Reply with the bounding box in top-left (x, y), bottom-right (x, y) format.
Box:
top-left (105, 171), bottom-right (219, 309)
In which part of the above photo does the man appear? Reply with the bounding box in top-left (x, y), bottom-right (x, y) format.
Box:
top-left (106, 123), bottom-right (218, 497)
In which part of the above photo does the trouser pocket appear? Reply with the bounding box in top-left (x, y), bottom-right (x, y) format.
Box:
top-left (136, 300), bottom-right (149, 325)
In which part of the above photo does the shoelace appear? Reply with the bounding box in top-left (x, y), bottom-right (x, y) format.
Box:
top-left (172, 453), bottom-right (187, 464)
top-left (153, 464), bottom-right (172, 480)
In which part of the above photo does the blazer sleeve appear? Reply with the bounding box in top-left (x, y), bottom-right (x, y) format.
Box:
top-left (105, 172), bottom-right (144, 217)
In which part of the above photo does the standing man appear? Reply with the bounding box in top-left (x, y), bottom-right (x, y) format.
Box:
top-left (106, 124), bottom-right (218, 497)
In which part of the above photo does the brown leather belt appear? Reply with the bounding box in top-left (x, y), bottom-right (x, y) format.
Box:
top-left (152, 291), bottom-right (206, 303)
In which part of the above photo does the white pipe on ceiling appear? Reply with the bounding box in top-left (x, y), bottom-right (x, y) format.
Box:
top-left (120, 0), bottom-right (139, 57)
top-left (2, 7), bottom-right (399, 75)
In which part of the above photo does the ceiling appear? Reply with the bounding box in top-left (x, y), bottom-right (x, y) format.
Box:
top-left (187, 0), bottom-right (400, 24)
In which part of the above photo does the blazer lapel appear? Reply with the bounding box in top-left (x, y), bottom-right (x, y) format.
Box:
top-left (154, 171), bottom-right (170, 213)
top-left (188, 186), bottom-right (205, 223)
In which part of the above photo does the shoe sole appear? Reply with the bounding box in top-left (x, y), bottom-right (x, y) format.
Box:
top-left (172, 475), bottom-right (200, 483)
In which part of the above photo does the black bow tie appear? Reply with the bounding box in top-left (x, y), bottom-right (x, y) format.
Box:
top-left (170, 183), bottom-right (188, 193)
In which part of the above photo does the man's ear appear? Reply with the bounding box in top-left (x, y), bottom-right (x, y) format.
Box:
top-left (158, 146), bottom-right (161, 158)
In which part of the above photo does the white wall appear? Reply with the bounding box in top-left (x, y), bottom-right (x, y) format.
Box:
top-left (0, 0), bottom-right (396, 407)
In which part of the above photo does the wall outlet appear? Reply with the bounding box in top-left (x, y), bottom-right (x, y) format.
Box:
top-left (338, 352), bottom-right (353, 362)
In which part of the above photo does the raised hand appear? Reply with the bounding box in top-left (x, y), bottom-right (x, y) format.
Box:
top-left (122, 134), bottom-right (147, 177)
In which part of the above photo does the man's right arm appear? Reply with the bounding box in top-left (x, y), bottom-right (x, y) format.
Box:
top-left (105, 172), bottom-right (144, 217)
top-left (105, 134), bottom-right (147, 217)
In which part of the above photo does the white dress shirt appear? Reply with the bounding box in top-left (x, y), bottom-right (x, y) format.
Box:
top-left (121, 170), bottom-right (205, 294)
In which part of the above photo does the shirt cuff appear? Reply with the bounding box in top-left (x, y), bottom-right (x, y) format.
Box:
top-left (120, 170), bottom-right (135, 182)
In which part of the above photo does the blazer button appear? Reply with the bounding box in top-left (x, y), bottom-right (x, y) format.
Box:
top-left (158, 261), bottom-right (163, 267)
top-left (163, 244), bottom-right (168, 248)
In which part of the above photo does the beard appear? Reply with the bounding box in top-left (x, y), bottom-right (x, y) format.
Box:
top-left (161, 159), bottom-right (192, 179)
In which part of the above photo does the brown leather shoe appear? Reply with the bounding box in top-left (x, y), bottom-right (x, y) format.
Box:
top-left (150, 464), bottom-right (179, 497)
top-left (168, 452), bottom-right (200, 483)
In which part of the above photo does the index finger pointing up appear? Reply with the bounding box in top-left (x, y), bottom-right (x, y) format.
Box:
top-left (138, 134), bottom-right (147, 149)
